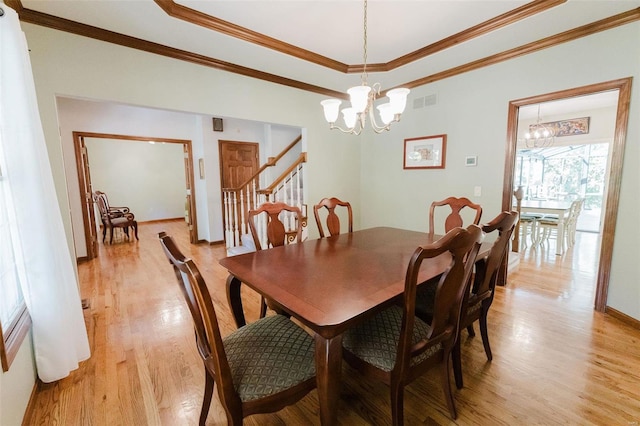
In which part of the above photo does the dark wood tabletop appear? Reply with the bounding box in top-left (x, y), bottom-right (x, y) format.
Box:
top-left (219, 226), bottom-right (488, 425)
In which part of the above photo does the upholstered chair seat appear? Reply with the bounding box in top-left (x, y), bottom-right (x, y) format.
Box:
top-left (343, 305), bottom-right (442, 372)
top-left (223, 314), bottom-right (315, 402)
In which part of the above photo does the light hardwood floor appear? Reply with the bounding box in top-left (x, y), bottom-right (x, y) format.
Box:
top-left (24, 220), bottom-right (640, 425)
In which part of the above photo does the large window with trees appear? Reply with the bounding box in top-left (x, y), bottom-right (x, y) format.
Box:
top-left (515, 143), bottom-right (609, 207)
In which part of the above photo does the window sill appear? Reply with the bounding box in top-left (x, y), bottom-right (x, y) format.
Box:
top-left (1, 304), bottom-right (32, 372)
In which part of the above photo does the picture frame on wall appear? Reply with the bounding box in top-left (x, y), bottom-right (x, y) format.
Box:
top-left (403, 134), bottom-right (447, 169)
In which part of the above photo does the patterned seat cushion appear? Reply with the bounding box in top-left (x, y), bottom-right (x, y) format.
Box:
top-left (343, 305), bottom-right (441, 372)
top-left (224, 314), bottom-right (315, 402)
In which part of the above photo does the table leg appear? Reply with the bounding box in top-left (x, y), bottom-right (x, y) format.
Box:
top-left (225, 275), bottom-right (247, 328)
top-left (315, 333), bottom-right (343, 426)
top-left (556, 218), bottom-right (565, 256)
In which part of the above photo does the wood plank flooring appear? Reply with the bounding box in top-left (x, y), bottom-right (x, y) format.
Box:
top-left (24, 220), bottom-right (640, 425)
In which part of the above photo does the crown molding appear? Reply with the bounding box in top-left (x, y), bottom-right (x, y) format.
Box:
top-left (153, 0), bottom-right (567, 74)
top-left (6, 0), bottom-right (640, 98)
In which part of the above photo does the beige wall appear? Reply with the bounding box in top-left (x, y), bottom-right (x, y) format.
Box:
top-left (0, 333), bottom-right (35, 426)
top-left (359, 24), bottom-right (639, 318)
top-left (3, 18), bottom-right (637, 425)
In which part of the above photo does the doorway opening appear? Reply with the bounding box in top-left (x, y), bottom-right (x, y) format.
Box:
top-left (502, 78), bottom-right (632, 312)
top-left (73, 132), bottom-right (198, 260)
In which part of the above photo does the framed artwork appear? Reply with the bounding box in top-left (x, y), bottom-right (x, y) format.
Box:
top-left (403, 134), bottom-right (447, 169)
top-left (532, 117), bottom-right (590, 137)
top-left (465, 156), bottom-right (478, 167)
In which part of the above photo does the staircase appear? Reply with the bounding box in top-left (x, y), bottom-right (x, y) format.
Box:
top-left (222, 135), bottom-right (307, 255)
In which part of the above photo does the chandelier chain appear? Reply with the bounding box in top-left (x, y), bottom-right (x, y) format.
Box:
top-left (362, 0), bottom-right (368, 85)
top-left (319, 0), bottom-right (410, 134)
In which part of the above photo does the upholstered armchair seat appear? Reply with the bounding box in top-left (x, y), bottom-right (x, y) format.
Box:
top-left (223, 314), bottom-right (316, 402)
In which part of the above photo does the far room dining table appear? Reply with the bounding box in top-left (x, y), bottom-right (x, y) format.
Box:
top-left (516, 199), bottom-right (573, 255)
top-left (219, 227), bottom-right (491, 425)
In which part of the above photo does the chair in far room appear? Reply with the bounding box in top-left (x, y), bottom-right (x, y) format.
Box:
top-left (93, 190), bottom-right (138, 244)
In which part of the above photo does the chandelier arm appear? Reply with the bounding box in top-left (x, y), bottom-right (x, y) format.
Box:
top-left (368, 108), bottom-right (391, 133)
top-left (328, 122), bottom-right (363, 136)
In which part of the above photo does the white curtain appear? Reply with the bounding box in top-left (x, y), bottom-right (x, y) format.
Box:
top-left (0, 5), bottom-right (90, 382)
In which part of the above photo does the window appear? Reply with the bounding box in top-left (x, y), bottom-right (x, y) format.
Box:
top-left (0, 166), bottom-right (31, 371)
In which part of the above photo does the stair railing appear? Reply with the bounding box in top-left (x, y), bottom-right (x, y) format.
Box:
top-left (222, 136), bottom-right (306, 253)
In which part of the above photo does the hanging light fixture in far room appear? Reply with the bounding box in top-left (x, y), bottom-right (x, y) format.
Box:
top-left (523, 104), bottom-right (555, 148)
top-left (320, 0), bottom-right (410, 135)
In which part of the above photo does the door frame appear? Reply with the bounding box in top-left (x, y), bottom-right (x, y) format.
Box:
top-left (73, 131), bottom-right (198, 260)
top-left (502, 77), bottom-right (632, 312)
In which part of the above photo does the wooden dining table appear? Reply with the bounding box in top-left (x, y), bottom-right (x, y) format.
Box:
top-left (219, 226), bottom-right (489, 425)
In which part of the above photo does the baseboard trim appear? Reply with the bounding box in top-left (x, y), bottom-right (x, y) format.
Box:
top-left (605, 306), bottom-right (640, 330)
top-left (20, 379), bottom-right (41, 426)
top-left (138, 217), bottom-right (184, 224)
top-left (208, 240), bottom-right (225, 246)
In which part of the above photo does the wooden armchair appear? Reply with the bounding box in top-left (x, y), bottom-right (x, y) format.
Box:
top-left (428, 196), bottom-right (482, 235)
top-left (341, 225), bottom-right (484, 423)
top-left (158, 232), bottom-right (316, 426)
top-left (248, 202), bottom-right (303, 317)
top-left (313, 197), bottom-right (353, 238)
top-left (94, 191), bottom-right (138, 244)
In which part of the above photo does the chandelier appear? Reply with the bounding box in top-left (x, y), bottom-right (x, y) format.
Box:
top-left (320, 0), bottom-right (410, 135)
top-left (522, 105), bottom-right (555, 148)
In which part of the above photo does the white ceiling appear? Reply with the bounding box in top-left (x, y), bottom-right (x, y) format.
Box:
top-left (19, 0), bottom-right (640, 96)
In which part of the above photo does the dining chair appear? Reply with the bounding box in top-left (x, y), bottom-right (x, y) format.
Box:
top-left (342, 225), bottom-right (484, 423)
top-left (158, 232), bottom-right (316, 426)
top-left (564, 198), bottom-right (585, 247)
top-left (453, 211), bottom-right (518, 388)
top-left (428, 196), bottom-right (482, 235)
top-left (415, 212), bottom-right (518, 387)
top-left (313, 197), bottom-right (353, 238)
top-left (512, 188), bottom-right (542, 250)
top-left (537, 198), bottom-right (583, 249)
top-left (248, 201), bottom-right (303, 317)
top-left (94, 191), bottom-right (138, 244)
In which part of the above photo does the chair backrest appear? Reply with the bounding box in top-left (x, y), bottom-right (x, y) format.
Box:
top-left (248, 202), bottom-right (302, 250)
top-left (93, 191), bottom-right (110, 223)
top-left (571, 198), bottom-right (584, 218)
top-left (396, 224), bottom-right (483, 372)
top-left (429, 196), bottom-right (482, 235)
top-left (94, 190), bottom-right (130, 219)
top-left (313, 197), bottom-right (353, 238)
top-left (158, 232), bottom-right (239, 408)
top-left (471, 211), bottom-right (519, 303)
